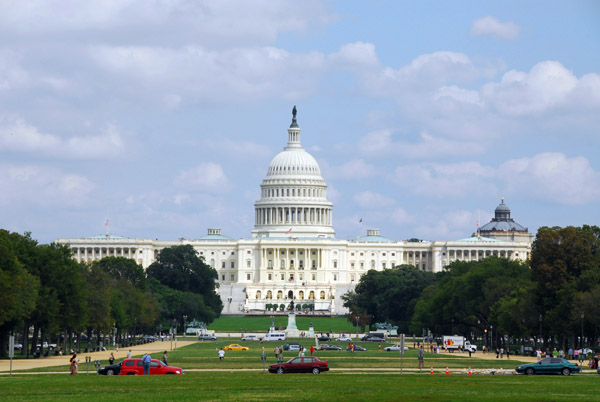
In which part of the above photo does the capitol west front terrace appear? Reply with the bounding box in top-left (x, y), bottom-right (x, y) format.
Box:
top-left (58, 110), bottom-right (533, 315)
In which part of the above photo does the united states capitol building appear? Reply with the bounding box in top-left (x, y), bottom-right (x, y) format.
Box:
top-left (58, 109), bottom-right (533, 315)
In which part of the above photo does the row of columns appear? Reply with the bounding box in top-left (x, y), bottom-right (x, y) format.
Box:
top-left (254, 289), bottom-right (328, 300)
top-left (260, 247), bottom-right (323, 270)
top-left (255, 206), bottom-right (332, 226)
top-left (262, 187), bottom-right (324, 199)
top-left (73, 246), bottom-right (138, 261)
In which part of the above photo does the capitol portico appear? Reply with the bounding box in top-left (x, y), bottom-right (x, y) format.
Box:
top-left (58, 108), bottom-right (533, 315)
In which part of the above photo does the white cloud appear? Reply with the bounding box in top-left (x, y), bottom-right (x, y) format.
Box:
top-left (353, 191), bottom-right (396, 209)
top-left (0, 0), bottom-right (335, 46)
top-left (391, 153), bottom-right (600, 205)
top-left (323, 159), bottom-right (378, 180)
top-left (359, 130), bottom-right (485, 158)
top-left (329, 42), bottom-right (380, 71)
top-left (481, 61), bottom-right (580, 116)
top-left (393, 162), bottom-right (497, 197)
top-left (470, 16), bottom-right (521, 41)
top-left (202, 137), bottom-right (272, 159)
top-left (0, 115), bottom-right (126, 158)
top-left (499, 153), bottom-right (600, 205)
top-left (174, 162), bottom-right (229, 192)
top-left (89, 45), bottom-right (328, 104)
top-left (0, 164), bottom-right (95, 207)
top-left (364, 51), bottom-right (499, 96)
top-left (391, 208), bottom-right (415, 225)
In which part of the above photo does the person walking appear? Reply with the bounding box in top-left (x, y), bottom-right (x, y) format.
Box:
top-left (163, 351), bottom-right (168, 365)
top-left (506, 348), bottom-right (510, 359)
top-left (310, 345), bottom-right (314, 356)
top-left (218, 348), bottom-right (225, 362)
top-left (108, 352), bottom-right (115, 365)
top-left (418, 346), bottom-right (424, 372)
top-left (69, 353), bottom-right (78, 376)
top-left (127, 349), bottom-right (132, 359)
top-left (142, 352), bottom-right (151, 375)
top-left (274, 345), bottom-right (279, 362)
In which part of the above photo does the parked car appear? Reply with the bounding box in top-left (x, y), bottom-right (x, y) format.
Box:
top-left (223, 344), bottom-right (249, 351)
top-left (198, 334), bottom-right (217, 341)
top-left (318, 344), bottom-right (342, 351)
top-left (515, 358), bottom-right (581, 376)
top-left (241, 335), bottom-right (258, 341)
top-left (515, 346), bottom-right (535, 356)
top-left (346, 344), bottom-right (367, 352)
top-left (362, 335), bottom-right (385, 342)
top-left (283, 343), bottom-right (302, 351)
top-left (268, 356), bottom-right (329, 374)
top-left (141, 335), bottom-right (155, 343)
top-left (317, 335), bottom-right (331, 342)
top-left (336, 335), bottom-right (352, 342)
top-left (98, 361), bottom-right (123, 375)
top-left (119, 358), bottom-right (183, 375)
top-left (384, 344), bottom-right (409, 352)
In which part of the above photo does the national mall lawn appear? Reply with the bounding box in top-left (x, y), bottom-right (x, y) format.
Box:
top-left (3, 339), bottom-right (599, 401)
top-left (1, 368), bottom-right (597, 402)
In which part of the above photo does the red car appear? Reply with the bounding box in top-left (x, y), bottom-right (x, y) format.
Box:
top-left (119, 358), bottom-right (184, 375)
top-left (268, 356), bottom-right (329, 374)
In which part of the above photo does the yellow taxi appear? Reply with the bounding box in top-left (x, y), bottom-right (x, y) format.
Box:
top-left (223, 344), bottom-right (250, 351)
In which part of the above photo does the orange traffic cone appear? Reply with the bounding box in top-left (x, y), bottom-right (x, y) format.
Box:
top-left (468, 366), bottom-right (472, 375)
top-left (446, 365), bottom-right (449, 375)
top-left (430, 366), bottom-right (434, 375)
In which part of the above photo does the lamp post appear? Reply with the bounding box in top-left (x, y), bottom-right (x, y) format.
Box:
top-left (355, 316), bottom-right (359, 335)
top-left (580, 311), bottom-right (584, 353)
top-left (451, 318), bottom-right (454, 335)
top-left (490, 325), bottom-right (493, 350)
top-left (538, 314), bottom-right (542, 349)
top-left (113, 323), bottom-right (117, 351)
top-left (183, 315), bottom-right (188, 338)
top-left (484, 328), bottom-right (488, 350)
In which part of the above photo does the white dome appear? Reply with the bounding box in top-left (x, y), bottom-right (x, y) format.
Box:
top-left (266, 148), bottom-right (323, 179)
top-left (252, 108), bottom-right (334, 239)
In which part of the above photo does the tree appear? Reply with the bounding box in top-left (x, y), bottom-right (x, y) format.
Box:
top-left (343, 265), bottom-right (436, 332)
top-left (0, 230), bottom-right (39, 357)
top-left (530, 225), bottom-right (600, 348)
top-left (410, 257), bottom-right (531, 342)
top-left (94, 257), bottom-right (146, 289)
top-left (146, 245), bottom-right (222, 322)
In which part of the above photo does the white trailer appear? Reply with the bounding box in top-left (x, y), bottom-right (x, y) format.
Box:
top-left (442, 336), bottom-right (476, 353)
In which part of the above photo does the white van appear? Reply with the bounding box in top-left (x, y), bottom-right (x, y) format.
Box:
top-left (263, 332), bottom-right (286, 341)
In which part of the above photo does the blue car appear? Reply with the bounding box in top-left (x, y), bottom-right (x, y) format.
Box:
top-left (515, 358), bottom-right (581, 376)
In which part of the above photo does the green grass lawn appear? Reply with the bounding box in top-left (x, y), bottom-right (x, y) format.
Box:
top-left (208, 315), bottom-right (356, 333)
top-left (14, 339), bottom-right (583, 373)
top-left (1, 370), bottom-right (598, 401)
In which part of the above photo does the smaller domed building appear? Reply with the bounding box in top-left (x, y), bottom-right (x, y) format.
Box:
top-left (477, 198), bottom-right (533, 243)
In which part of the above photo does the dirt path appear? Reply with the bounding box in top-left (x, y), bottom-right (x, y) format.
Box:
top-left (0, 340), bottom-right (198, 372)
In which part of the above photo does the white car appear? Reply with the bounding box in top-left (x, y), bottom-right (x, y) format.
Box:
top-left (384, 344), bottom-right (409, 352)
top-left (241, 335), bottom-right (258, 341)
top-left (336, 335), bottom-right (352, 342)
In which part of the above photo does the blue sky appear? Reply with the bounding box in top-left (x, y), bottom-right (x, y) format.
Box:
top-left (1, 0), bottom-right (599, 243)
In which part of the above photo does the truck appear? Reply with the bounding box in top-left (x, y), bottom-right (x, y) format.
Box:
top-left (442, 336), bottom-right (476, 353)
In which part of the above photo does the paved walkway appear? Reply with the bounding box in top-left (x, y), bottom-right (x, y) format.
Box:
top-left (0, 340), bottom-right (197, 372)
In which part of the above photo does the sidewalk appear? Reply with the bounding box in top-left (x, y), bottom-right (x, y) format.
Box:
top-left (0, 340), bottom-right (197, 372)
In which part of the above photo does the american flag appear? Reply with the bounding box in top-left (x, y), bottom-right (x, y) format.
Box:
top-left (105, 219), bottom-right (109, 227)
top-left (286, 228), bottom-right (292, 234)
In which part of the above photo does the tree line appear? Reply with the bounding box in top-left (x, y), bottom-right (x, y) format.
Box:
top-left (0, 230), bottom-right (222, 358)
top-left (344, 225), bottom-right (600, 351)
